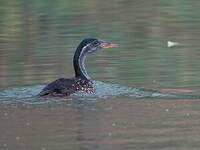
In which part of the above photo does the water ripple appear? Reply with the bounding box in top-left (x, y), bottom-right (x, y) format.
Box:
top-left (1, 81), bottom-right (197, 105)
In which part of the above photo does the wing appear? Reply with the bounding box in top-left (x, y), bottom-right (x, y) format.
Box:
top-left (38, 78), bottom-right (75, 96)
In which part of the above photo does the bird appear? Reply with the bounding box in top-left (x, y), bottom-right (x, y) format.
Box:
top-left (38, 38), bottom-right (117, 97)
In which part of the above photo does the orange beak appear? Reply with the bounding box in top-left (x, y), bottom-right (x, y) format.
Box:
top-left (99, 40), bottom-right (118, 49)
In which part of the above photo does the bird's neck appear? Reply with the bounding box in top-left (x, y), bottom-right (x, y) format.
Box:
top-left (73, 46), bottom-right (91, 80)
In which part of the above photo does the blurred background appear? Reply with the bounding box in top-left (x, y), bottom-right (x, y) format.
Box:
top-left (0, 0), bottom-right (200, 91)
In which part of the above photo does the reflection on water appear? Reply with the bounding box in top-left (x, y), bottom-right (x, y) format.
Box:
top-left (1, 0), bottom-right (200, 150)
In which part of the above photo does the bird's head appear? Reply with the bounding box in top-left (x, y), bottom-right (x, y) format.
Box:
top-left (76, 38), bottom-right (118, 54)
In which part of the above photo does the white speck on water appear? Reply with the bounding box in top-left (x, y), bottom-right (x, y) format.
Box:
top-left (91, 108), bottom-right (96, 111)
top-left (112, 123), bottom-right (116, 127)
top-left (165, 109), bottom-right (169, 112)
top-left (41, 147), bottom-right (46, 150)
top-left (152, 93), bottom-right (163, 97)
top-left (4, 112), bottom-right (8, 117)
top-left (167, 41), bottom-right (179, 48)
top-left (16, 136), bottom-right (20, 140)
top-left (186, 113), bottom-right (190, 116)
top-left (26, 122), bottom-right (30, 126)
top-left (108, 132), bottom-right (112, 136)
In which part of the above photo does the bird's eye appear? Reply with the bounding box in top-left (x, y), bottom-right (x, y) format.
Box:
top-left (92, 40), bottom-right (99, 46)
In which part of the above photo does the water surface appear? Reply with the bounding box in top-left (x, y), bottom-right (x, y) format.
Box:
top-left (1, 0), bottom-right (200, 150)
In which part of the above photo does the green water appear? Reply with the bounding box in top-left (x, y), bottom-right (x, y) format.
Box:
top-left (1, 0), bottom-right (200, 150)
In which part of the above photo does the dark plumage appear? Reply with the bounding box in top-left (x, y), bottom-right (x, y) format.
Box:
top-left (38, 38), bottom-right (117, 97)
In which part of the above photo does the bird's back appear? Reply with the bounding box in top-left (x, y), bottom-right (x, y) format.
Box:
top-left (38, 78), bottom-right (94, 97)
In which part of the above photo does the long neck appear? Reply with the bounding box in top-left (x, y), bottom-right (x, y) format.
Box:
top-left (73, 46), bottom-right (91, 80)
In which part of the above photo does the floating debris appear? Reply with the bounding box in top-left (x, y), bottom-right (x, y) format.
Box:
top-left (167, 41), bottom-right (179, 48)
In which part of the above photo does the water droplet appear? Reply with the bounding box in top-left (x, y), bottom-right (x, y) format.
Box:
top-left (26, 122), bottom-right (30, 126)
top-left (91, 108), bottom-right (96, 111)
top-left (4, 112), bottom-right (8, 117)
top-left (16, 136), bottom-right (20, 140)
top-left (112, 123), bottom-right (116, 127)
top-left (108, 132), bottom-right (112, 136)
top-left (41, 147), bottom-right (46, 150)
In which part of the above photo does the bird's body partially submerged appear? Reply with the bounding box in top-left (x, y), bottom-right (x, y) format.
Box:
top-left (38, 78), bottom-right (94, 97)
top-left (38, 38), bottom-right (117, 97)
